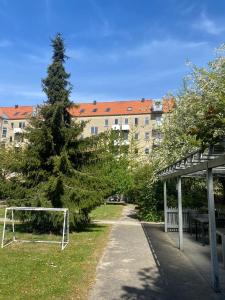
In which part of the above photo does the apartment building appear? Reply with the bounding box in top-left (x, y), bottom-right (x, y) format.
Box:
top-left (0, 105), bottom-right (33, 147)
top-left (70, 98), bottom-right (174, 155)
top-left (0, 98), bottom-right (174, 154)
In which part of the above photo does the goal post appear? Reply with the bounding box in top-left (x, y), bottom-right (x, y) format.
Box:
top-left (1, 207), bottom-right (69, 250)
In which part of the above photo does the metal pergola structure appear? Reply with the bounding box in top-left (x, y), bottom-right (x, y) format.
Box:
top-left (158, 144), bottom-right (225, 292)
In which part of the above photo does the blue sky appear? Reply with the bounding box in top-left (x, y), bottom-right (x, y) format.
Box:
top-left (0, 0), bottom-right (225, 106)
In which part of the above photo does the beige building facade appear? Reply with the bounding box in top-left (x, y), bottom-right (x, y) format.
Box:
top-left (70, 98), bottom-right (174, 156)
top-left (0, 99), bottom-right (174, 154)
top-left (0, 105), bottom-right (33, 147)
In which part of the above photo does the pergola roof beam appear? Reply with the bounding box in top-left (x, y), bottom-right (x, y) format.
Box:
top-left (158, 147), bottom-right (225, 180)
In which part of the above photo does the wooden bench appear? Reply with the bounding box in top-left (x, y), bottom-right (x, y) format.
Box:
top-left (216, 228), bottom-right (225, 269)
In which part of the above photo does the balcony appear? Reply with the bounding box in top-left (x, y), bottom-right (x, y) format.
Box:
top-left (14, 128), bottom-right (23, 134)
top-left (114, 139), bottom-right (130, 146)
top-left (152, 101), bottom-right (163, 113)
top-left (121, 124), bottom-right (130, 131)
top-left (123, 140), bottom-right (130, 146)
top-left (112, 124), bottom-right (120, 130)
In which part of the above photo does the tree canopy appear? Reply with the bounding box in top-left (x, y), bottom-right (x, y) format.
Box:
top-left (154, 45), bottom-right (225, 167)
top-left (6, 34), bottom-right (117, 230)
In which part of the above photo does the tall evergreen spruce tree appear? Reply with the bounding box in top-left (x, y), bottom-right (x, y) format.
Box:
top-left (19, 34), bottom-right (106, 231)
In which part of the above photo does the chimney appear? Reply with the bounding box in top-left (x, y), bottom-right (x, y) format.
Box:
top-left (93, 100), bottom-right (97, 105)
top-left (15, 104), bottom-right (19, 109)
top-left (141, 98), bottom-right (145, 102)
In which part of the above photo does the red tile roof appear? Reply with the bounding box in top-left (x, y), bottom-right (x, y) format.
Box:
top-left (0, 98), bottom-right (175, 120)
top-left (0, 106), bottom-right (33, 120)
top-left (69, 99), bottom-right (174, 117)
top-left (162, 98), bottom-right (175, 113)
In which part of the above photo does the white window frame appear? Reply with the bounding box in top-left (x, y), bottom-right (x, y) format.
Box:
top-left (123, 131), bottom-right (129, 141)
top-left (156, 116), bottom-right (162, 125)
top-left (134, 117), bottom-right (139, 126)
top-left (145, 117), bottom-right (149, 125)
top-left (145, 148), bottom-right (150, 154)
top-left (145, 132), bottom-right (150, 140)
top-left (2, 127), bottom-right (7, 137)
top-left (134, 133), bottom-right (139, 140)
top-left (91, 126), bottom-right (98, 135)
top-left (104, 119), bottom-right (109, 127)
top-left (19, 122), bottom-right (26, 129)
top-left (1, 207), bottom-right (69, 250)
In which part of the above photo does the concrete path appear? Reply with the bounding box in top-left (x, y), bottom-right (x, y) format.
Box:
top-left (89, 205), bottom-right (166, 300)
top-left (89, 205), bottom-right (223, 300)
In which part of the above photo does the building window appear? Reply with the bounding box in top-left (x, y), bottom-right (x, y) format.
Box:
top-left (3, 120), bottom-right (8, 124)
top-left (105, 107), bottom-right (111, 112)
top-left (14, 133), bottom-right (21, 142)
top-left (156, 132), bottom-right (162, 139)
top-left (127, 107), bottom-right (132, 111)
top-left (145, 117), bottom-right (149, 125)
top-left (92, 108), bottom-right (98, 112)
top-left (156, 116), bottom-right (162, 125)
top-left (11, 123), bottom-right (14, 129)
top-left (115, 119), bottom-right (119, 125)
top-left (145, 148), bottom-right (150, 154)
top-left (134, 118), bottom-right (139, 125)
top-left (2, 127), bottom-right (7, 137)
top-left (19, 122), bottom-right (25, 129)
top-left (123, 131), bottom-right (129, 140)
top-left (104, 119), bottom-right (109, 127)
top-left (124, 118), bottom-right (129, 125)
top-left (134, 133), bottom-right (139, 140)
top-left (80, 109), bottom-right (85, 113)
top-left (91, 127), bottom-right (98, 135)
top-left (145, 132), bottom-right (150, 140)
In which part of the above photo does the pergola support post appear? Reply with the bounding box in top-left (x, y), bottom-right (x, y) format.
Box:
top-left (177, 177), bottom-right (183, 251)
top-left (164, 181), bottom-right (168, 232)
top-left (207, 168), bottom-right (220, 292)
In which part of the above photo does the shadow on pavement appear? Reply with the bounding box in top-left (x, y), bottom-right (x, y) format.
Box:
top-left (120, 224), bottom-right (223, 300)
top-left (120, 266), bottom-right (167, 300)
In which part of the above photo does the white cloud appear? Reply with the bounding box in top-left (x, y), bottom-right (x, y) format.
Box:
top-left (68, 38), bottom-right (208, 65)
top-left (125, 39), bottom-right (207, 57)
top-left (26, 53), bottom-right (50, 64)
top-left (14, 90), bottom-right (44, 98)
top-left (193, 13), bottom-right (225, 35)
top-left (0, 83), bottom-right (44, 100)
top-left (181, 3), bottom-right (196, 15)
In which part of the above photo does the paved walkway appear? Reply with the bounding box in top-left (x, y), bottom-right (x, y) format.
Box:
top-left (89, 205), bottom-right (224, 300)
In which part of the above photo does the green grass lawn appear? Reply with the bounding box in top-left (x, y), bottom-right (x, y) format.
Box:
top-left (90, 203), bottom-right (124, 220)
top-left (0, 223), bottom-right (110, 300)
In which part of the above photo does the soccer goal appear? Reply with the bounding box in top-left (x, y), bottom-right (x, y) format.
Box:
top-left (1, 207), bottom-right (69, 250)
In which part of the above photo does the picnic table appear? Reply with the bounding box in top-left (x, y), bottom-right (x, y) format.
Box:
top-left (192, 215), bottom-right (209, 246)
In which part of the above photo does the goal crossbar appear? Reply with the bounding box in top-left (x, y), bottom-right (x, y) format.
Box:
top-left (1, 207), bottom-right (69, 250)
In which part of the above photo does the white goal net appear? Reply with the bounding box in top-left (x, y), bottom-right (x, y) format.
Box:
top-left (1, 207), bottom-right (69, 250)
